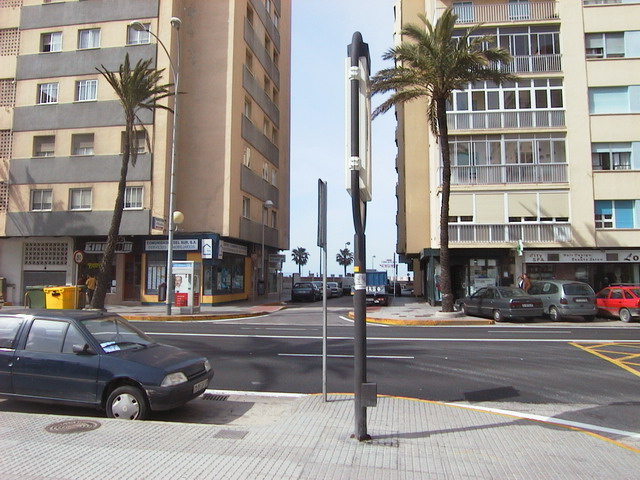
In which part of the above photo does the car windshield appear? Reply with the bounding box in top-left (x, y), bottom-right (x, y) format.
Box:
top-left (294, 283), bottom-right (312, 288)
top-left (82, 316), bottom-right (153, 353)
top-left (563, 283), bottom-right (594, 295)
top-left (497, 287), bottom-right (529, 298)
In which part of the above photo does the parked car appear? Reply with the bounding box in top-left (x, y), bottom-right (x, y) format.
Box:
top-left (0, 311), bottom-right (213, 420)
top-left (595, 284), bottom-right (640, 323)
top-left (528, 280), bottom-right (597, 321)
top-left (291, 282), bottom-right (319, 302)
top-left (457, 286), bottom-right (544, 322)
top-left (327, 282), bottom-right (342, 297)
top-left (311, 281), bottom-right (329, 299)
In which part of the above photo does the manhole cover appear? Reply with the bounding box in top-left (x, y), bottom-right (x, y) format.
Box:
top-left (213, 429), bottom-right (248, 440)
top-left (45, 419), bottom-right (101, 434)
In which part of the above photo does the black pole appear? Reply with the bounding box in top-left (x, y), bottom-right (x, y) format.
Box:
top-left (349, 31), bottom-right (371, 442)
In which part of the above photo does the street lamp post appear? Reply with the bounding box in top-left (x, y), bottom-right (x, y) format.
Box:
top-left (131, 17), bottom-right (182, 315)
top-left (261, 199), bottom-right (274, 295)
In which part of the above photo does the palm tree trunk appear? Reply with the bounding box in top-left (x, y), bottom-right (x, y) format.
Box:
top-left (90, 122), bottom-right (132, 309)
top-left (436, 98), bottom-right (454, 312)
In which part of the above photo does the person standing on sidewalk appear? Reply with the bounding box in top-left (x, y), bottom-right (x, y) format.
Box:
top-left (517, 273), bottom-right (531, 292)
top-left (86, 273), bottom-right (97, 304)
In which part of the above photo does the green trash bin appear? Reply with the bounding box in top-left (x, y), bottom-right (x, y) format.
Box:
top-left (25, 286), bottom-right (47, 309)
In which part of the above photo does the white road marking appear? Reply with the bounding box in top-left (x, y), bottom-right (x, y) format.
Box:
top-left (278, 353), bottom-right (414, 359)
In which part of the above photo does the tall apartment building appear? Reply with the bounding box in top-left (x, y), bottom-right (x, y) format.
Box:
top-left (394, 0), bottom-right (640, 303)
top-left (0, 0), bottom-right (290, 305)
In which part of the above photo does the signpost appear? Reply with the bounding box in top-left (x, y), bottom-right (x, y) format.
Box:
top-left (346, 32), bottom-right (376, 441)
top-left (318, 179), bottom-right (328, 401)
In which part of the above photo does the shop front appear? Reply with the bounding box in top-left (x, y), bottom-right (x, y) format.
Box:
top-left (142, 235), bottom-right (252, 305)
top-left (523, 249), bottom-right (640, 292)
top-left (421, 248), bottom-right (514, 305)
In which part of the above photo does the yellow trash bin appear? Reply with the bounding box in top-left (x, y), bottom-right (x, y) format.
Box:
top-left (43, 286), bottom-right (84, 309)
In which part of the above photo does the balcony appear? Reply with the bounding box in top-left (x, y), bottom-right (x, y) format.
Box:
top-left (448, 2), bottom-right (559, 24)
top-left (449, 223), bottom-right (571, 244)
top-left (443, 163), bottom-right (567, 185)
top-left (493, 54), bottom-right (562, 74)
top-left (447, 109), bottom-right (565, 131)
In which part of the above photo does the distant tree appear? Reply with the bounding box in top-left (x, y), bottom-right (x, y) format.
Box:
top-left (336, 248), bottom-right (354, 276)
top-left (291, 247), bottom-right (310, 276)
top-left (370, 9), bottom-right (513, 311)
top-left (91, 54), bottom-right (173, 309)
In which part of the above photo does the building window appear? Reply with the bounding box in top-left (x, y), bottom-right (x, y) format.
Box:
top-left (78, 28), bottom-right (100, 49)
top-left (41, 32), bottom-right (62, 52)
top-left (271, 169), bottom-right (278, 186)
top-left (588, 87), bottom-right (636, 114)
top-left (449, 79), bottom-right (563, 112)
top-left (448, 215), bottom-right (474, 223)
top-left (31, 189), bottom-right (52, 211)
top-left (33, 135), bottom-right (55, 157)
top-left (246, 50), bottom-right (253, 74)
top-left (262, 162), bottom-right (269, 181)
top-left (247, 5), bottom-right (254, 25)
top-left (592, 143), bottom-right (634, 170)
top-left (76, 79), bottom-right (97, 102)
top-left (127, 23), bottom-right (150, 45)
top-left (508, 0), bottom-right (530, 20)
top-left (71, 133), bottom-right (94, 156)
top-left (37, 83), bottom-right (58, 104)
top-left (244, 98), bottom-right (252, 121)
top-left (453, 2), bottom-right (474, 22)
top-left (271, 210), bottom-right (277, 229)
top-left (586, 32), bottom-right (625, 59)
top-left (70, 188), bottom-right (92, 211)
top-left (121, 130), bottom-right (146, 154)
top-left (595, 200), bottom-right (636, 229)
top-left (243, 146), bottom-right (252, 167)
top-left (124, 186), bottom-right (143, 209)
top-left (242, 196), bottom-right (250, 218)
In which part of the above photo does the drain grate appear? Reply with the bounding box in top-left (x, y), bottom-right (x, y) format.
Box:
top-left (45, 419), bottom-right (101, 434)
top-left (201, 393), bottom-right (229, 402)
top-left (213, 429), bottom-right (248, 440)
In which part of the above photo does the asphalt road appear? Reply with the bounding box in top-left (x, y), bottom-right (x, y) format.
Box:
top-left (2, 297), bottom-right (639, 435)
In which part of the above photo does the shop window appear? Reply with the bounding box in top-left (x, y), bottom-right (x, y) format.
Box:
top-left (145, 253), bottom-right (166, 295)
top-left (211, 256), bottom-right (245, 294)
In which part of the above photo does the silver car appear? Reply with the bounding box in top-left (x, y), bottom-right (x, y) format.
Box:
top-left (528, 280), bottom-right (597, 321)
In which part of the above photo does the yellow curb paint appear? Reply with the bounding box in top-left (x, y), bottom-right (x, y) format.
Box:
top-left (345, 311), bottom-right (493, 326)
top-left (570, 342), bottom-right (640, 378)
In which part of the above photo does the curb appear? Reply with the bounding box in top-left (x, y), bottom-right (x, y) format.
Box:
top-left (347, 311), bottom-right (495, 326)
top-left (122, 306), bottom-right (287, 322)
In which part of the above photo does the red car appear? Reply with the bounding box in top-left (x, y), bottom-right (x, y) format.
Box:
top-left (595, 284), bottom-right (640, 323)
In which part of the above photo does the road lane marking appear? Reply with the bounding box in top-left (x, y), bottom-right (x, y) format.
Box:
top-left (278, 353), bottom-right (414, 359)
top-left (148, 332), bottom-right (640, 343)
top-left (570, 342), bottom-right (640, 378)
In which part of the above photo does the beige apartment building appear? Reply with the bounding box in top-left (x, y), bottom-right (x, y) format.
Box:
top-left (0, 0), bottom-right (290, 305)
top-left (394, 0), bottom-right (640, 303)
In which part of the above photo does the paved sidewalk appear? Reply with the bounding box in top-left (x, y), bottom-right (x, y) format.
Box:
top-left (1, 392), bottom-right (639, 479)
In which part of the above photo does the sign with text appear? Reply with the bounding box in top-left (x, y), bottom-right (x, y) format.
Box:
top-left (145, 239), bottom-right (199, 251)
top-left (525, 250), bottom-right (640, 263)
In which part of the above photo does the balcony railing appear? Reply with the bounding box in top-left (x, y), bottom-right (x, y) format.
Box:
top-left (447, 109), bottom-right (565, 131)
top-left (449, 223), bottom-right (571, 243)
top-left (442, 163), bottom-right (567, 185)
top-left (493, 54), bottom-right (562, 74)
top-left (448, 1), bottom-right (559, 24)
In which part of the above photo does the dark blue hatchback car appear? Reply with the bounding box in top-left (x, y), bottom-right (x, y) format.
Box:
top-left (0, 311), bottom-right (213, 420)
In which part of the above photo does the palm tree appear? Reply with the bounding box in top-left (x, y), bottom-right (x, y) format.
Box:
top-left (336, 248), bottom-right (354, 276)
top-left (371, 8), bottom-right (513, 311)
top-left (91, 54), bottom-right (173, 309)
top-left (291, 247), bottom-right (310, 276)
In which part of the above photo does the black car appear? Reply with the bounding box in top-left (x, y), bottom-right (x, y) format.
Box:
top-left (458, 286), bottom-right (544, 322)
top-left (0, 311), bottom-right (213, 420)
top-left (291, 282), bottom-right (320, 302)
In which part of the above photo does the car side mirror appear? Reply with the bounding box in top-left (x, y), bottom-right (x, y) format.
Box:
top-left (73, 343), bottom-right (96, 355)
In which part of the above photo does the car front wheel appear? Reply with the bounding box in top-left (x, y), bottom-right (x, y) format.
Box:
top-left (549, 306), bottom-right (562, 322)
top-left (107, 386), bottom-right (148, 420)
top-left (619, 308), bottom-right (632, 323)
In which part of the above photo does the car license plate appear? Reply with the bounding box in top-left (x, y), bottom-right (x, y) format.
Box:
top-left (522, 303), bottom-right (533, 308)
top-left (575, 298), bottom-right (587, 303)
top-left (193, 379), bottom-right (208, 394)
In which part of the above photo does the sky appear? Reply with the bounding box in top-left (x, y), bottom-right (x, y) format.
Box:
top-left (284, 0), bottom-right (408, 278)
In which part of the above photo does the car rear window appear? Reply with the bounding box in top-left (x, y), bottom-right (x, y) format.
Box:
top-left (563, 284), bottom-right (594, 296)
top-left (629, 288), bottom-right (640, 297)
top-left (0, 316), bottom-right (23, 349)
